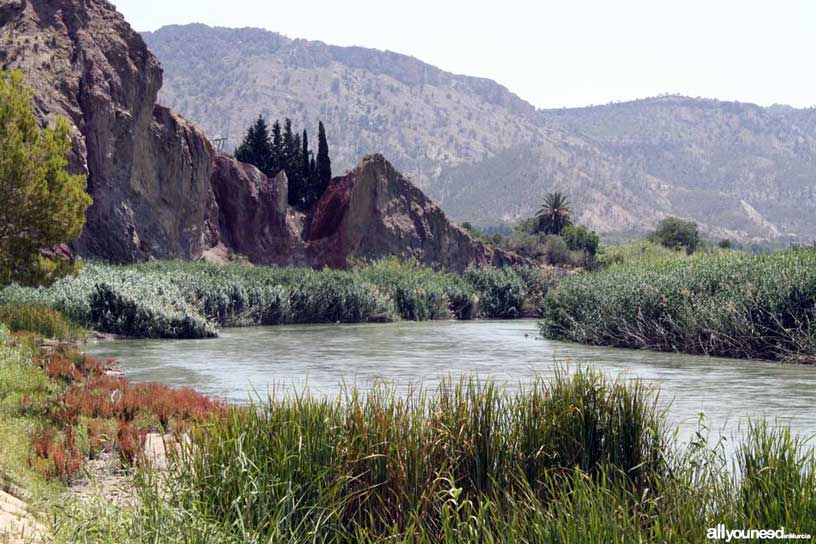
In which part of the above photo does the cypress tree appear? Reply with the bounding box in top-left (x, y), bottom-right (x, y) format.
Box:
top-left (282, 118), bottom-right (305, 207)
top-left (270, 120), bottom-right (283, 176)
top-left (316, 121), bottom-right (332, 201)
top-left (301, 129), bottom-right (311, 195)
top-left (235, 115), bottom-right (272, 174)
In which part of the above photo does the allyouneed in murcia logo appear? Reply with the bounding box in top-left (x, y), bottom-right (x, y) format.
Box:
top-left (707, 525), bottom-right (812, 542)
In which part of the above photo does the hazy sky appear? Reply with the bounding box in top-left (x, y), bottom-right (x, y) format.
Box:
top-left (112, 0), bottom-right (815, 109)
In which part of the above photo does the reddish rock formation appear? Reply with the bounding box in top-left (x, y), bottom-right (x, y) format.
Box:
top-left (305, 154), bottom-right (521, 272)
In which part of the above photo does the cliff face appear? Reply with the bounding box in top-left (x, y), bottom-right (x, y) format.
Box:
top-left (0, 0), bottom-right (218, 262)
top-left (0, 0), bottom-right (526, 272)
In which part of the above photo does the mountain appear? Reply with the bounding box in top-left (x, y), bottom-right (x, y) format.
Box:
top-left (1, 1), bottom-right (508, 270)
top-left (143, 24), bottom-right (816, 243)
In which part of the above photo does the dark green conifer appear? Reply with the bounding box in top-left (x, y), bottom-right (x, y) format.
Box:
top-left (270, 120), bottom-right (283, 175)
top-left (234, 115), bottom-right (272, 174)
top-left (316, 121), bottom-right (332, 201)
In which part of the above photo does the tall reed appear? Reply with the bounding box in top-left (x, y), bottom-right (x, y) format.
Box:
top-left (1, 260), bottom-right (558, 338)
top-left (50, 370), bottom-right (816, 543)
top-left (540, 248), bottom-right (816, 361)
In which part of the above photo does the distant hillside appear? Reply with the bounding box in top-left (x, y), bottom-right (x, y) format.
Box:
top-left (143, 24), bottom-right (816, 242)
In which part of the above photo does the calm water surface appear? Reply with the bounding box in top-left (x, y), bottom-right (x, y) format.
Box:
top-left (84, 320), bottom-right (816, 446)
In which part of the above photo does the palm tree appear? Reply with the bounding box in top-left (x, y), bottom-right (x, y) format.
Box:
top-left (536, 192), bottom-right (573, 235)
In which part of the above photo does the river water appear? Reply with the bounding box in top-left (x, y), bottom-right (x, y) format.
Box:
top-left (84, 320), bottom-right (816, 447)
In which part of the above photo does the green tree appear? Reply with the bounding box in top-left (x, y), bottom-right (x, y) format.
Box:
top-left (0, 71), bottom-right (92, 286)
top-left (270, 120), bottom-right (283, 174)
top-left (562, 225), bottom-right (600, 256)
top-left (301, 129), bottom-right (311, 187)
top-left (649, 217), bottom-right (700, 254)
top-left (315, 121), bottom-right (332, 200)
top-left (535, 192), bottom-right (573, 235)
top-left (234, 115), bottom-right (272, 175)
top-left (282, 118), bottom-right (304, 207)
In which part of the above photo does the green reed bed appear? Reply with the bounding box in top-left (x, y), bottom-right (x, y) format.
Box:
top-left (540, 248), bottom-right (816, 361)
top-left (0, 303), bottom-right (85, 341)
top-left (52, 368), bottom-right (816, 543)
top-left (0, 259), bottom-right (558, 339)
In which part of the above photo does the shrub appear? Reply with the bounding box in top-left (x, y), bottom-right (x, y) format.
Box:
top-left (1, 260), bottom-right (547, 338)
top-left (357, 258), bottom-right (476, 321)
top-left (649, 216), bottom-right (700, 254)
top-left (117, 421), bottom-right (147, 467)
top-left (89, 282), bottom-right (217, 339)
top-left (562, 225), bottom-right (600, 256)
top-left (463, 267), bottom-right (527, 318)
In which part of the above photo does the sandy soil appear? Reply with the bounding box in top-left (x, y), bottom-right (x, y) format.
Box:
top-left (0, 490), bottom-right (47, 544)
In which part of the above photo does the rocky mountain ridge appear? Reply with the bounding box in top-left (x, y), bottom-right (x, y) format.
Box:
top-left (142, 24), bottom-right (816, 242)
top-left (0, 0), bottom-right (506, 271)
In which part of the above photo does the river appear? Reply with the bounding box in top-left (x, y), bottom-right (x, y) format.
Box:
top-left (84, 320), bottom-right (816, 448)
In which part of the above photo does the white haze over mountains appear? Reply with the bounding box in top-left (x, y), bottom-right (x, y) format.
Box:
top-left (113, 0), bottom-right (815, 110)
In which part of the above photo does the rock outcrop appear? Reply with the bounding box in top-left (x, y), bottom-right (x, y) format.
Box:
top-left (305, 155), bottom-right (520, 272)
top-left (0, 0), bottom-right (218, 262)
top-left (0, 0), bottom-right (526, 272)
top-left (210, 155), bottom-right (307, 265)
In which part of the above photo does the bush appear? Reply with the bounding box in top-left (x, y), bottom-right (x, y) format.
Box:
top-left (649, 217), bottom-right (700, 254)
top-left (596, 240), bottom-right (687, 269)
top-left (562, 225), bottom-right (600, 256)
top-left (463, 267), bottom-right (527, 318)
top-left (89, 282), bottom-right (216, 339)
top-left (1, 261), bottom-right (549, 338)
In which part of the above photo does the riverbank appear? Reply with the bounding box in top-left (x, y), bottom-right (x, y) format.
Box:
top-left (541, 248), bottom-right (816, 362)
top-left (1, 323), bottom-right (815, 542)
top-left (0, 323), bottom-right (220, 542)
top-left (0, 260), bottom-right (561, 340)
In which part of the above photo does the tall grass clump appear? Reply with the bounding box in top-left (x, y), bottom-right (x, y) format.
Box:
top-left (357, 258), bottom-right (477, 320)
top-left (157, 368), bottom-right (668, 542)
top-left (736, 421), bottom-right (816, 529)
top-left (463, 266), bottom-right (528, 318)
top-left (541, 248), bottom-right (816, 361)
top-left (49, 370), bottom-right (816, 543)
top-left (1, 260), bottom-right (560, 338)
top-left (0, 304), bottom-right (85, 340)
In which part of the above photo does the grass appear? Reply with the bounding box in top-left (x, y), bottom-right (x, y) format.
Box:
top-left (0, 319), bottom-right (221, 525)
top-left (595, 240), bottom-right (694, 269)
top-left (0, 326), bottom-right (64, 523)
top-left (540, 248), bottom-right (816, 361)
top-left (0, 304), bottom-right (85, 341)
top-left (0, 260), bottom-right (560, 339)
top-left (46, 369), bottom-right (816, 543)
